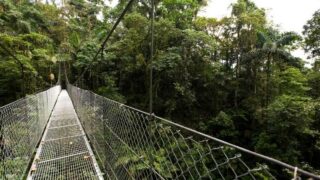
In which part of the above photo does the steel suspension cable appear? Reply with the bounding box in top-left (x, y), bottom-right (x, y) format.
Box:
top-left (67, 85), bottom-right (320, 179)
top-left (73, 0), bottom-right (136, 85)
top-left (156, 115), bottom-right (320, 179)
top-left (61, 2), bottom-right (320, 179)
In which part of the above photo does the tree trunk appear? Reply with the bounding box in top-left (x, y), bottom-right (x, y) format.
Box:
top-left (20, 64), bottom-right (25, 96)
top-left (235, 27), bottom-right (242, 108)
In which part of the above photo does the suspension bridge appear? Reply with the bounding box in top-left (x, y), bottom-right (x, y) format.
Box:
top-left (1, 0), bottom-right (320, 179)
top-left (0, 72), bottom-right (320, 179)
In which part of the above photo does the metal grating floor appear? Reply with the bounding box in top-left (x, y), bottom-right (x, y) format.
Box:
top-left (27, 90), bottom-right (103, 180)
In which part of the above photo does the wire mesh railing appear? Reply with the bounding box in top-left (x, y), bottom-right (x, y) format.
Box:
top-left (0, 86), bottom-right (61, 179)
top-left (27, 90), bottom-right (103, 180)
top-left (67, 84), bottom-right (320, 180)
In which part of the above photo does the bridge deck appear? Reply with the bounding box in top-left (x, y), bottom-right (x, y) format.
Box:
top-left (27, 90), bottom-right (103, 180)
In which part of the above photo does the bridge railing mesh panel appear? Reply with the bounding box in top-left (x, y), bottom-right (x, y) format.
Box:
top-left (67, 84), bottom-right (318, 180)
top-left (0, 86), bottom-right (61, 179)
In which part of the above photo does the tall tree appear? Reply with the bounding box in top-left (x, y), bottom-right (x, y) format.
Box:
top-left (303, 9), bottom-right (320, 59)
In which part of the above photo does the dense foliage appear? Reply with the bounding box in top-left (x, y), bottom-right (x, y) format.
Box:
top-left (1, 0), bottom-right (320, 176)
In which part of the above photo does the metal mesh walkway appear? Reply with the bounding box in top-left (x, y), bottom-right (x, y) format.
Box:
top-left (27, 90), bottom-right (103, 180)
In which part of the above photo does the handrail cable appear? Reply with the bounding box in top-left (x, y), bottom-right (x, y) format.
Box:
top-left (68, 85), bottom-right (320, 179)
top-left (0, 86), bottom-right (61, 179)
top-left (157, 116), bottom-right (320, 179)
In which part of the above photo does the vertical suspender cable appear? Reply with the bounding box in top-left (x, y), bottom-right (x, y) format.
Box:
top-left (149, 0), bottom-right (155, 114)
